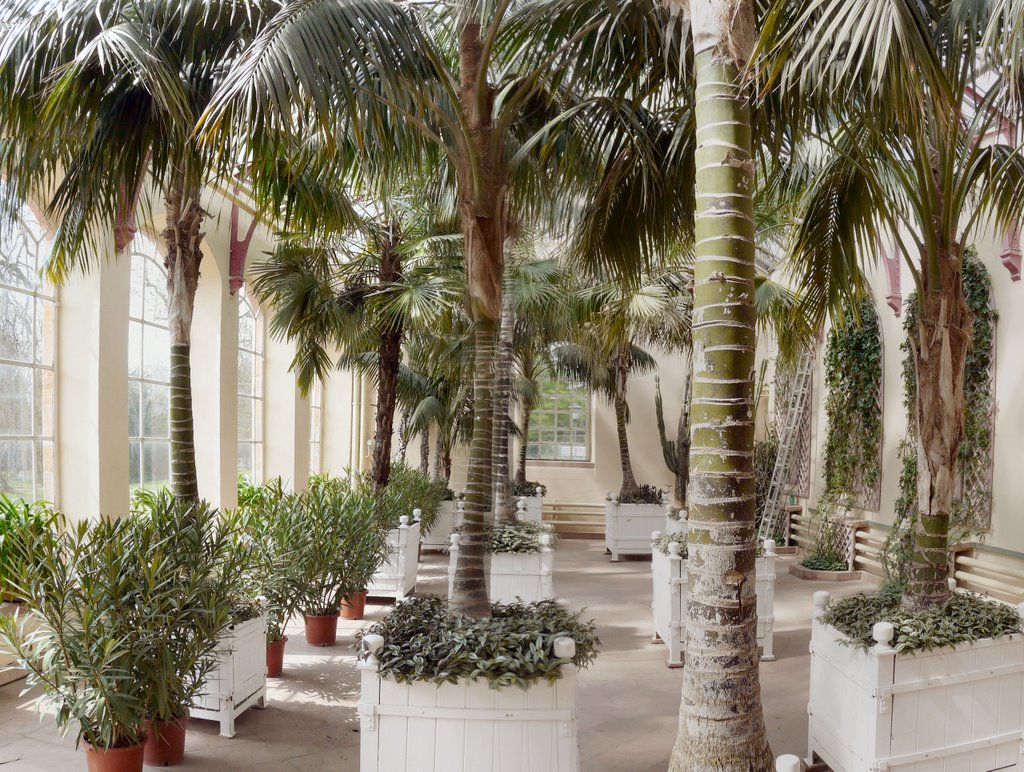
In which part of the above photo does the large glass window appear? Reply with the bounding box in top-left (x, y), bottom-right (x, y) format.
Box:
top-left (237, 287), bottom-right (264, 481)
top-left (526, 376), bottom-right (591, 461)
top-left (128, 243), bottom-right (171, 490)
top-left (0, 204), bottom-right (56, 501)
top-left (309, 378), bottom-right (322, 474)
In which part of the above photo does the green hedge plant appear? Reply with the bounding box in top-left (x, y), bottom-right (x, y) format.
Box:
top-left (362, 596), bottom-right (598, 688)
top-left (0, 494), bottom-right (62, 601)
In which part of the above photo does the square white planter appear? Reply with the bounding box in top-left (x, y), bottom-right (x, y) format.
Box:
top-left (516, 496), bottom-right (544, 523)
top-left (664, 507), bottom-right (687, 535)
top-left (604, 500), bottom-right (674, 561)
top-left (651, 537), bottom-right (776, 666)
top-left (447, 534), bottom-right (555, 604)
top-left (422, 500), bottom-right (463, 551)
top-left (368, 516), bottom-right (421, 600)
top-left (192, 611), bottom-right (268, 738)
top-left (807, 591), bottom-right (1024, 771)
top-left (358, 634), bottom-right (580, 771)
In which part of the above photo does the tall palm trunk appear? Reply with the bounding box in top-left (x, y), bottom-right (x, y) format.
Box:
top-left (670, 0), bottom-right (772, 768)
top-left (904, 242), bottom-right (970, 609)
top-left (419, 427), bottom-right (430, 475)
top-left (613, 348), bottom-right (639, 498)
top-left (370, 236), bottom-right (403, 490)
top-left (492, 289), bottom-right (516, 521)
top-left (515, 401), bottom-right (532, 484)
top-left (451, 12), bottom-right (506, 617)
top-left (162, 181), bottom-right (204, 502)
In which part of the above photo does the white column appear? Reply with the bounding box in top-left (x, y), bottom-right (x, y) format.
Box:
top-left (263, 333), bottom-right (309, 488)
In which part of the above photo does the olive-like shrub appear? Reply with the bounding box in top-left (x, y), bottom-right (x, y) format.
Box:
top-left (363, 596), bottom-right (598, 688)
top-left (509, 480), bottom-right (547, 498)
top-left (653, 532), bottom-right (687, 557)
top-left (450, 520), bottom-right (556, 554)
top-left (822, 585), bottom-right (1022, 653)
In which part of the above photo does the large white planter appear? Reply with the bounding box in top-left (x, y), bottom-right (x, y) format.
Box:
top-left (368, 516), bottom-right (421, 600)
top-left (516, 495), bottom-right (543, 523)
top-left (192, 611), bottom-right (268, 738)
top-left (807, 590), bottom-right (1024, 771)
top-left (651, 537), bottom-right (776, 666)
top-left (422, 500), bottom-right (463, 551)
top-left (447, 533), bottom-right (555, 604)
top-left (358, 633), bottom-right (580, 772)
top-left (604, 499), bottom-right (674, 561)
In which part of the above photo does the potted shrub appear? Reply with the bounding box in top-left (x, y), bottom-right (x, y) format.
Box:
top-left (509, 479), bottom-right (546, 522)
top-left (234, 478), bottom-right (304, 677)
top-left (447, 520), bottom-right (557, 604)
top-left (807, 585), bottom-right (1024, 771)
top-left (604, 484), bottom-right (672, 561)
top-left (0, 516), bottom-right (151, 772)
top-left (357, 596), bottom-right (598, 772)
top-left (130, 490), bottom-right (251, 762)
top-left (650, 531), bottom-right (777, 666)
top-left (292, 485), bottom-right (389, 644)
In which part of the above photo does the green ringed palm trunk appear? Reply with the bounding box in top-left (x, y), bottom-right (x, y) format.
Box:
top-left (613, 352), bottom-right (639, 499)
top-left (492, 289), bottom-right (516, 521)
top-left (370, 241), bottom-right (404, 490)
top-left (670, 2), bottom-right (772, 767)
top-left (163, 186), bottom-right (204, 502)
top-left (515, 402), bottom-right (531, 485)
top-left (904, 244), bottom-right (970, 610)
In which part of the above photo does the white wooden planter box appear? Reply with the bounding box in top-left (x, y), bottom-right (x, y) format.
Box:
top-left (651, 537), bottom-right (776, 666)
top-left (193, 611), bottom-right (267, 738)
top-left (664, 507), bottom-right (687, 535)
top-left (447, 534), bottom-right (555, 604)
top-left (358, 633), bottom-right (580, 771)
top-left (516, 495), bottom-right (544, 523)
top-left (422, 500), bottom-right (463, 551)
top-left (807, 590), bottom-right (1024, 771)
top-left (368, 516), bottom-right (421, 600)
top-left (604, 499), bottom-right (674, 561)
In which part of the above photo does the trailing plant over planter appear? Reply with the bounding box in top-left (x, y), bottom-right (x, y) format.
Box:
top-left (361, 596), bottom-right (598, 688)
top-left (884, 253), bottom-right (996, 579)
top-left (487, 520), bottom-right (555, 554)
top-left (612, 484), bottom-right (664, 506)
top-left (821, 585), bottom-right (1021, 653)
top-left (653, 532), bottom-right (687, 557)
top-left (509, 479), bottom-right (547, 498)
top-left (821, 299), bottom-right (882, 506)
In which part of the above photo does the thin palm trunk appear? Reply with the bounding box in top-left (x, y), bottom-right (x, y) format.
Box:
top-left (677, 373), bottom-right (692, 505)
top-left (397, 411), bottom-right (411, 464)
top-left (670, 1), bottom-right (772, 767)
top-left (370, 238), bottom-right (403, 490)
top-left (431, 428), bottom-right (442, 481)
top-left (515, 402), bottom-right (532, 484)
top-left (162, 180), bottom-right (204, 502)
top-left (613, 350), bottom-right (639, 498)
top-left (905, 242), bottom-right (970, 609)
top-left (492, 289), bottom-right (515, 521)
top-left (419, 427), bottom-right (430, 475)
top-left (450, 12), bottom-right (506, 617)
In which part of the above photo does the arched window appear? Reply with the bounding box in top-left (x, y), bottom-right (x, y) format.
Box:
top-left (0, 204), bottom-right (56, 501)
top-left (237, 287), bottom-right (264, 481)
top-left (309, 378), bottom-right (322, 474)
top-left (128, 242), bottom-right (171, 490)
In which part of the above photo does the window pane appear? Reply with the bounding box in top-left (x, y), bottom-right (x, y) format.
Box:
top-left (144, 259), bottom-right (168, 324)
top-left (128, 321), bottom-right (143, 379)
top-left (238, 310), bottom-right (254, 350)
top-left (37, 440), bottom-right (54, 501)
top-left (252, 399), bottom-right (262, 443)
top-left (0, 364), bottom-right (32, 435)
top-left (238, 396), bottom-right (252, 441)
top-left (142, 382), bottom-right (169, 438)
top-left (238, 350), bottom-right (253, 396)
top-left (128, 380), bottom-right (141, 438)
top-left (237, 443), bottom-right (252, 480)
top-left (0, 288), bottom-right (34, 363)
top-left (129, 441), bottom-right (141, 486)
top-left (143, 442), bottom-right (169, 487)
top-left (34, 368), bottom-right (54, 436)
top-left (143, 324), bottom-right (169, 382)
top-left (0, 439), bottom-right (33, 498)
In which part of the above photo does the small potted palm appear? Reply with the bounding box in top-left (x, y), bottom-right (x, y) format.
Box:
top-left (0, 516), bottom-right (150, 772)
top-left (294, 485), bottom-right (389, 645)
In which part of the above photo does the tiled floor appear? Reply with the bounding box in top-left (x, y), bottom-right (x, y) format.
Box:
top-left (0, 540), bottom-right (877, 770)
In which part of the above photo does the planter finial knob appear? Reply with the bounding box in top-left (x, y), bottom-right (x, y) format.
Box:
top-left (413, 508), bottom-right (422, 521)
top-left (653, 530), bottom-right (662, 540)
top-left (764, 539), bottom-right (776, 556)
top-left (517, 497), bottom-right (527, 512)
top-left (539, 533), bottom-right (552, 548)
top-left (775, 755), bottom-right (801, 772)
top-left (449, 532), bottom-right (461, 548)
top-left (872, 621), bottom-right (895, 653)
top-left (947, 577), bottom-right (956, 592)
top-left (553, 637), bottom-right (576, 660)
top-left (668, 541), bottom-right (682, 557)
top-left (812, 591), bottom-right (830, 619)
top-left (362, 633), bottom-right (385, 665)
top-left (399, 515), bottom-right (409, 527)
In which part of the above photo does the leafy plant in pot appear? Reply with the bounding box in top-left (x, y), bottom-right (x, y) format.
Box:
top-left (0, 493), bottom-right (63, 602)
top-left (0, 516), bottom-right (151, 772)
top-left (130, 490), bottom-right (252, 766)
top-left (234, 478), bottom-right (304, 677)
top-left (292, 486), bottom-right (389, 645)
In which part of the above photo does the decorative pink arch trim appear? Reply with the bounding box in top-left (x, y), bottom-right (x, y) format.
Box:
top-left (229, 195), bottom-right (258, 295)
top-left (879, 236), bottom-right (902, 316)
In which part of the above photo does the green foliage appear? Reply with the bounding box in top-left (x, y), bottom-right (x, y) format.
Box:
top-left (370, 464), bottom-right (446, 535)
top-left (800, 553), bottom-right (849, 572)
top-left (803, 497), bottom-right (852, 570)
top-left (509, 480), bottom-right (547, 498)
top-left (487, 520), bottom-right (555, 554)
top-left (821, 589), bottom-right (1022, 653)
top-left (0, 495), bottom-right (62, 598)
top-left (616, 485), bottom-right (665, 505)
top-left (363, 596), bottom-right (599, 688)
top-left (652, 532), bottom-right (687, 557)
top-left (822, 299), bottom-right (882, 503)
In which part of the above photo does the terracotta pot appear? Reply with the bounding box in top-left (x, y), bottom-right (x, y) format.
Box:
top-left (304, 613), bottom-right (339, 646)
top-left (340, 590), bottom-right (367, 620)
top-left (266, 636), bottom-right (287, 677)
top-left (83, 738), bottom-right (146, 772)
top-left (142, 714), bottom-right (187, 766)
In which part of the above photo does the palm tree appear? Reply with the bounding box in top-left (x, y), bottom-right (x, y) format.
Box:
top-left (760, 0), bottom-right (1024, 610)
top-left (554, 270), bottom-right (692, 500)
top-left (252, 192), bottom-right (463, 490)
